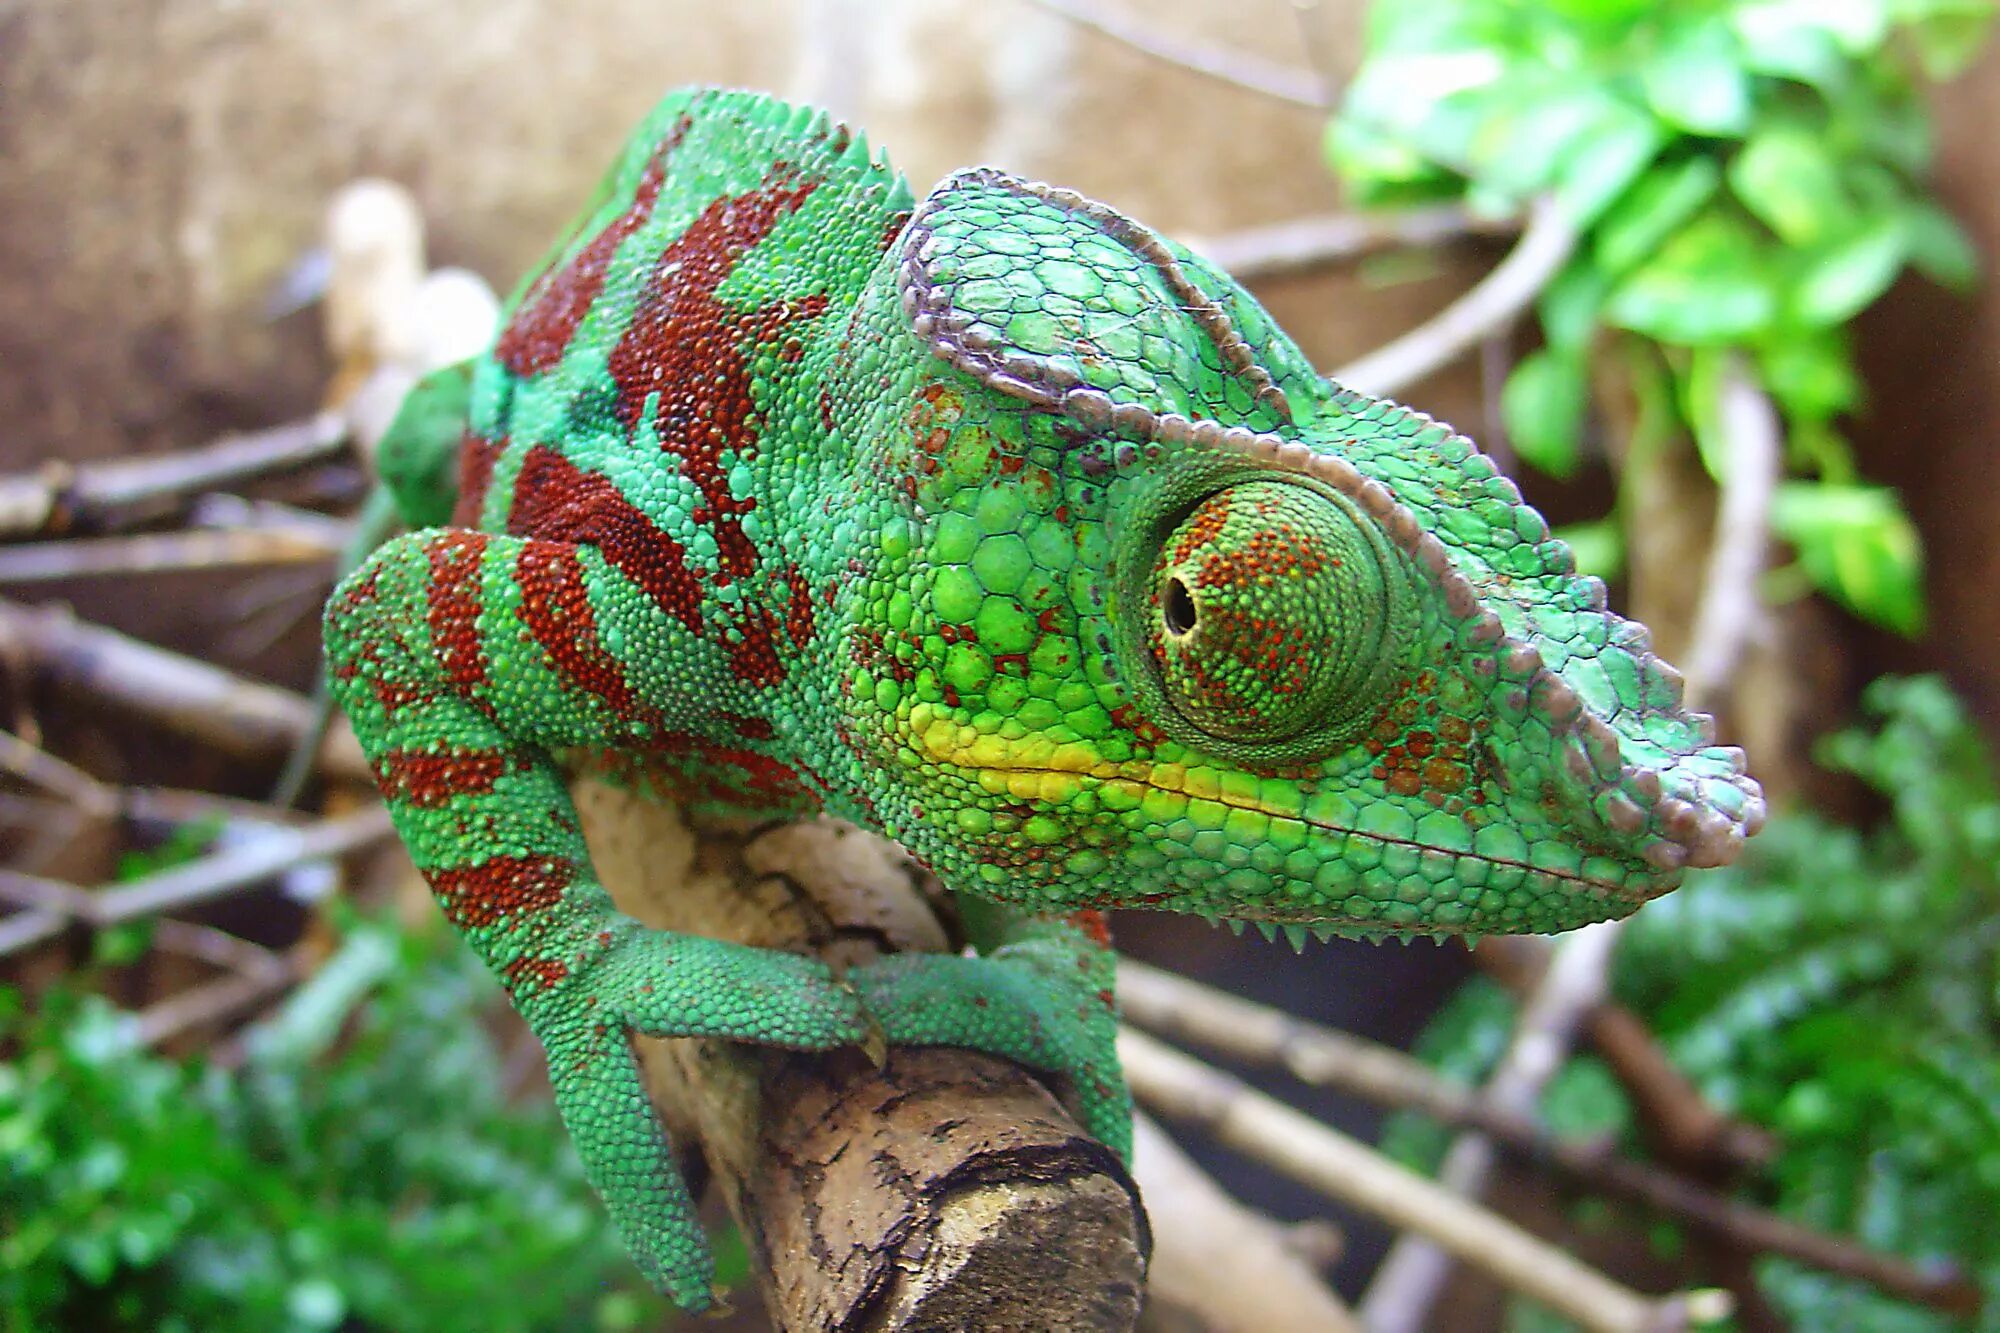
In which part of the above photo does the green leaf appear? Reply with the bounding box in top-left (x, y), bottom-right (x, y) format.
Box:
top-left (1641, 25), bottom-right (1754, 136)
top-left (1791, 216), bottom-right (1910, 325)
top-left (1537, 257), bottom-right (1611, 352)
top-left (1732, 4), bottom-right (1851, 88)
top-left (1501, 348), bottom-right (1590, 478)
top-left (1758, 329), bottom-right (1863, 423)
top-left (1901, 198), bottom-right (1980, 290)
top-left (1552, 105), bottom-right (1667, 226)
top-left (1606, 212), bottom-right (1780, 344)
top-left (1729, 128), bottom-right (1853, 245)
top-left (1896, 0), bottom-right (2000, 77)
top-left (1594, 157), bottom-right (1723, 276)
top-left (1677, 345), bottom-right (1734, 482)
top-left (1770, 481), bottom-right (1927, 634)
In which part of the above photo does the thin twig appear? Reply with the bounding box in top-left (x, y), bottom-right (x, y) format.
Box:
top-left (0, 910), bottom-right (66, 956)
top-left (0, 727), bottom-right (118, 814)
top-left (1331, 196), bottom-right (1580, 398)
top-left (91, 805), bottom-right (394, 925)
top-left (0, 598), bottom-right (370, 781)
top-left (0, 527), bottom-right (344, 584)
top-left (1134, 1110), bottom-right (1362, 1331)
top-left (1361, 920), bottom-right (1629, 1333)
top-left (0, 412), bottom-right (346, 540)
top-left (1022, 0), bottom-right (1328, 108)
top-left (135, 921), bottom-right (300, 1048)
top-left (1681, 357), bottom-right (1780, 711)
top-left (1121, 1027), bottom-right (1726, 1333)
top-left (1476, 937), bottom-right (1777, 1172)
top-left (1120, 960), bottom-right (1974, 1314)
top-left (1192, 207), bottom-right (1518, 283)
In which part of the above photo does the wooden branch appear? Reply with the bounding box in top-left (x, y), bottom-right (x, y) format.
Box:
top-left (1023, 0), bottom-right (1327, 108)
top-left (1474, 937), bottom-right (1776, 1172)
top-left (1120, 1027), bottom-right (1725, 1333)
top-left (1681, 357), bottom-right (1780, 712)
top-left (0, 597), bottom-right (369, 782)
top-left (573, 785), bottom-right (1148, 1329)
top-left (1132, 1111), bottom-right (1361, 1332)
top-left (0, 412), bottom-right (347, 539)
top-left (1120, 959), bottom-right (1975, 1314)
top-left (1363, 920), bottom-right (1626, 1333)
top-left (90, 806), bottom-right (394, 925)
top-left (1194, 207), bottom-right (1518, 282)
top-left (0, 527), bottom-right (343, 585)
top-left (1330, 196), bottom-right (1580, 398)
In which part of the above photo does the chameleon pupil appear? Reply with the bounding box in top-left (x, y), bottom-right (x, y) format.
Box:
top-left (1164, 577), bottom-right (1198, 637)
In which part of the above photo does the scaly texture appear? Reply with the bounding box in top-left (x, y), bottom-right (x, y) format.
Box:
top-left (325, 87), bottom-right (1765, 1309)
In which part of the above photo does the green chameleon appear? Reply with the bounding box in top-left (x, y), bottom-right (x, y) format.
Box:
top-left (325, 87), bottom-right (1764, 1309)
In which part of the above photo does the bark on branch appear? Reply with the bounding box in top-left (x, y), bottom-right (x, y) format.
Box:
top-left (573, 783), bottom-right (1149, 1330)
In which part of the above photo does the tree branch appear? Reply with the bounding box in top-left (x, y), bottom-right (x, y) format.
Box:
top-left (574, 787), bottom-right (1149, 1328)
top-left (1020, 0), bottom-right (1327, 108)
top-left (1681, 356), bottom-right (1780, 711)
top-left (1192, 207), bottom-right (1519, 283)
top-left (0, 412), bottom-right (346, 540)
top-left (1330, 196), bottom-right (1579, 398)
top-left (1121, 1026), bottom-right (1726, 1333)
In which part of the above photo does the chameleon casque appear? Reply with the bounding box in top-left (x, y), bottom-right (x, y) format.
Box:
top-left (326, 87), bottom-right (1765, 1309)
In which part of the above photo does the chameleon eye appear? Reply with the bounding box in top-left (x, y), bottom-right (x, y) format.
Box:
top-left (1145, 480), bottom-right (1393, 746)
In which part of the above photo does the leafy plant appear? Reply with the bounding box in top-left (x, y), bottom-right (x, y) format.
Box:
top-left (1384, 677), bottom-right (2000, 1330)
top-left (0, 914), bottom-right (668, 1332)
top-left (1330, 0), bottom-right (1993, 635)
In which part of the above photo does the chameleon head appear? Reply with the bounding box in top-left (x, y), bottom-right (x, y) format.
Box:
top-left (828, 167), bottom-right (1765, 939)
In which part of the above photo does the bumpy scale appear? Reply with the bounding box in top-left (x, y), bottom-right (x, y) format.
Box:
top-left (325, 88), bottom-right (1765, 1309)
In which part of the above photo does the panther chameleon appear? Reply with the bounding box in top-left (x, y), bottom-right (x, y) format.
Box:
top-left (325, 86), bottom-right (1765, 1310)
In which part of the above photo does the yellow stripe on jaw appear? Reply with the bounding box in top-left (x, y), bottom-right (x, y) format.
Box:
top-left (913, 713), bottom-right (1300, 819)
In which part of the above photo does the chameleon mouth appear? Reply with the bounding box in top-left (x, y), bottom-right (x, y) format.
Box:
top-left (940, 755), bottom-right (1658, 907)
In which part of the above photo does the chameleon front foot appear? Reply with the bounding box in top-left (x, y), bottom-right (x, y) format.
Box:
top-left (847, 918), bottom-right (1132, 1158)
top-left (531, 929), bottom-right (874, 1309)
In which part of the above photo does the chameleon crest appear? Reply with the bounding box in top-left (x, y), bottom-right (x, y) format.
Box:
top-left (327, 88), bottom-right (1762, 1307)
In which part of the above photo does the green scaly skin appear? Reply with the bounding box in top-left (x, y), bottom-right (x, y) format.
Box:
top-left (325, 88), bottom-right (1765, 1309)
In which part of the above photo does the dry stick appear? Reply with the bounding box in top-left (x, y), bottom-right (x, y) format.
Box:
top-left (1330, 196), bottom-right (1581, 399)
top-left (1193, 207), bottom-right (1519, 283)
top-left (1119, 961), bottom-right (1976, 1315)
top-left (1133, 1110), bottom-right (1362, 1332)
top-left (134, 920), bottom-right (299, 1048)
top-left (1121, 1027), bottom-right (1724, 1333)
top-left (0, 598), bottom-right (370, 782)
top-left (0, 727), bottom-right (119, 815)
top-left (0, 527), bottom-right (344, 585)
top-left (1680, 356), bottom-right (1780, 713)
top-left (1362, 367), bottom-right (1789, 1331)
top-left (1022, 0), bottom-right (1328, 108)
top-left (90, 805), bottom-right (394, 925)
top-left (1476, 936), bottom-right (1776, 1172)
top-left (0, 412), bottom-right (347, 539)
top-left (0, 910), bottom-right (66, 956)
top-left (1362, 919), bottom-right (1630, 1333)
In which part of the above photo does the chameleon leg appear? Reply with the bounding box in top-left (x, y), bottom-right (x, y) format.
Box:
top-left (324, 528), bottom-right (868, 1308)
top-left (847, 911), bottom-right (1132, 1159)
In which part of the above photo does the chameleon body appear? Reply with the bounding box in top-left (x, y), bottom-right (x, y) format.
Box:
top-left (326, 88), bottom-right (1764, 1308)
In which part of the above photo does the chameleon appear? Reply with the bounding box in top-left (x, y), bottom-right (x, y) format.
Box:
top-left (324, 86), bottom-right (1765, 1310)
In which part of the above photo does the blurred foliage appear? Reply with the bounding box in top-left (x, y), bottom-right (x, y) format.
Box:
top-left (0, 912), bottom-right (670, 1332)
top-left (1330, 0), bottom-right (1996, 636)
top-left (1383, 676), bottom-right (2000, 1330)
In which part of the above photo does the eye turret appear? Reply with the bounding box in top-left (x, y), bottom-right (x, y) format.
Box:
top-left (1145, 481), bottom-right (1394, 748)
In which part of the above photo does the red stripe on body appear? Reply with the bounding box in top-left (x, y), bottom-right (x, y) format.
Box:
top-left (377, 747), bottom-right (513, 807)
top-left (493, 111), bottom-right (695, 377)
top-left (451, 431), bottom-right (507, 528)
top-left (509, 445), bottom-right (706, 634)
top-left (515, 540), bottom-right (658, 726)
top-left (426, 532), bottom-right (491, 694)
top-left (431, 854), bottom-right (573, 930)
top-left (605, 168), bottom-right (831, 684)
